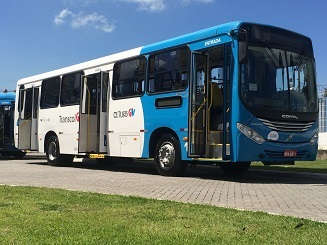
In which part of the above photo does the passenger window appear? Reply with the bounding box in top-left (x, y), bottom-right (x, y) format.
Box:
top-left (40, 77), bottom-right (60, 109)
top-left (148, 47), bottom-right (189, 94)
top-left (211, 67), bottom-right (224, 85)
top-left (33, 87), bottom-right (39, 118)
top-left (102, 72), bottom-right (109, 112)
top-left (61, 71), bottom-right (83, 106)
top-left (112, 57), bottom-right (146, 99)
top-left (20, 88), bottom-right (33, 120)
top-left (18, 85), bottom-right (25, 113)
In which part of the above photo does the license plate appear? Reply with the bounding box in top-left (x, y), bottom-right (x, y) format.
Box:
top-left (284, 150), bottom-right (297, 157)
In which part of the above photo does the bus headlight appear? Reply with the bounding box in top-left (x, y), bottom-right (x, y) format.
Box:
top-left (237, 123), bottom-right (265, 144)
top-left (309, 132), bottom-right (318, 145)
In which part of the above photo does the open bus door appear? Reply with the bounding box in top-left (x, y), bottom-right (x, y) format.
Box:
top-left (189, 47), bottom-right (230, 160)
top-left (79, 72), bottom-right (109, 154)
top-left (18, 86), bottom-right (39, 150)
top-left (189, 53), bottom-right (208, 157)
top-left (31, 87), bottom-right (39, 150)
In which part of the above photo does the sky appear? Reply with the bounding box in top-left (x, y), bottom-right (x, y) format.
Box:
top-left (1, 0), bottom-right (327, 92)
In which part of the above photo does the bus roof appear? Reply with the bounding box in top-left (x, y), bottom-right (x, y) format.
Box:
top-left (140, 21), bottom-right (313, 54)
top-left (17, 21), bottom-right (309, 86)
top-left (0, 92), bottom-right (15, 101)
top-left (140, 21), bottom-right (243, 54)
top-left (17, 21), bottom-right (246, 86)
top-left (17, 47), bottom-right (143, 86)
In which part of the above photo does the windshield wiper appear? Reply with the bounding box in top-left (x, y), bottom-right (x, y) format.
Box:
top-left (295, 51), bottom-right (306, 71)
top-left (265, 46), bottom-right (279, 68)
top-left (263, 41), bottom-right (284, 69)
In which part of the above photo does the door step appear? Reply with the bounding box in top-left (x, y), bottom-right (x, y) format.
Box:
top-left (209, 143), bottom-right (230, 158)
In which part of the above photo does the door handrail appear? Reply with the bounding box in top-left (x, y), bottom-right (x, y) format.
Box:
top-left (191, 97), bottom-right (208, 121)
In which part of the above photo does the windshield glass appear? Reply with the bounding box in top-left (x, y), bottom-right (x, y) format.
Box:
top-left (240, 45), bottom-right (318, 115)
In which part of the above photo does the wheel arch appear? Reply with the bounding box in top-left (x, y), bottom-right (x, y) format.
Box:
top-left (149, 127), bottom-right (180, 158)
top-left (44, 131), bottom-right (58, 153)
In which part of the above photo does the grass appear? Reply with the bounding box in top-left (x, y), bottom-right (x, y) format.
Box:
top-left (0, 186), bottom-right (326, 244)
top-left (250, 160), bottom-right (327, 174)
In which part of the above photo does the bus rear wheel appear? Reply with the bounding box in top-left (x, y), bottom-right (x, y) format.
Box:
top-left (219, 162), bottom-right (251, 175)
top-left (154, 134), bottom-right (186, 176)
top-left (46, 135), bottom-right (74, 166)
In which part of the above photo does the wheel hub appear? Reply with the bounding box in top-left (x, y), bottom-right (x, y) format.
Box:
top-left (158, 142), bottom-right (175, 169)
top-left (48, 142), bottom-right (57, 161)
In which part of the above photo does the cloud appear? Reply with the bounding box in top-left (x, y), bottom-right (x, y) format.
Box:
top-left (53, 9), bottom-right (115, 33)
top-left (116, 0), bottom-right (215, 12)
top-left (181, 0), bottom-right (214, 3)
top-left (117, 0), bottom-right (166, 12)
top-left (54, 0), bottom-right (214, 31)
top-left (72, 13), bottom-right (116, 32)
top-left (54, 9), bottom-right (73, 25)
top-left (63, 0), bottom-right (99, 6)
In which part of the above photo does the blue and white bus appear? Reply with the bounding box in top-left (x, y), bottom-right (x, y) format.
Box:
top-left (0, 91), bottom-right (26, 158)
top-left (15, 21), bottom-right (318, 175)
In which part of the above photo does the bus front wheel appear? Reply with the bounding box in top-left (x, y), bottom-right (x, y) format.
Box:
top-left (46, 136), bottom-right (74, 166)
top-left (219, 162), bottom-right (251, 175)
top-left (154, 134), bottom-right (186, 176)
top-left (13, 151), bottom-right (26, 159)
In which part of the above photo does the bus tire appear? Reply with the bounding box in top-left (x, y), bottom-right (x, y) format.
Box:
top-left (46, 136), bottom-right (74, 166)
top-left (219, 162), bottom-right (251, 175)
top-left (154, 134), bottom-right (186, 176)
top-left (0, 151), bottom-right (12, 157)
top-left (13, 151), bottom-right (26, 159)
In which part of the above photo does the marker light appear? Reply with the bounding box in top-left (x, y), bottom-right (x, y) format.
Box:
top-left (309, 132), bottom-right (318, 145)
top-left (237, 123), bottom-right (265, 144)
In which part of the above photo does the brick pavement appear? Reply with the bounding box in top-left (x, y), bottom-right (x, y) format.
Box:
top-left (0, 157), bottom-right (326, 223)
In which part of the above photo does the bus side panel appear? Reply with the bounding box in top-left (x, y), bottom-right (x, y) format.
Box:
top-left (38, 106), bottom-right (80, 155)
top-left (140, 95), bottom-right (189, 160)
top-left (108, 97), bottom-right (145, 158)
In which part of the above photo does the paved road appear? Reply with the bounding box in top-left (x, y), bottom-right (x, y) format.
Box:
top-left (1, 155), bottom-right (326, 223)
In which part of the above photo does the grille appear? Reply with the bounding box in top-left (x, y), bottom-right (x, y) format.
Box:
top-left (258, 118), bottom-right (314, 132)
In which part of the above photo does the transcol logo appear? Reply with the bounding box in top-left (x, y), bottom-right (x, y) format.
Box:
top-left (59, 112), bottom-right (80, 123)
top-left (113, 108), bottom-right (136, 118)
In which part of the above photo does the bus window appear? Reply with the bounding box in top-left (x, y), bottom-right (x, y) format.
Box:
top-left (40, 77), bottom-right (60, 109)
top-left (18, 85), bottom-right (24, 112)
top-left (241, 46), bottom-right (317, 113)
top-left (82, 76), bottom-right (98, 115)
top-left (112, 57), bottom-right (146, 99)
top-left (21, 88), bottom-right (33, 120)
top-left (61, 71), bottom-right (83, 106)
top-left (102, 72), bottom-right (109, 112)
top-left (33, 87), bottom-right (39, 119)
top-left (148, 47), bottom-right (189, 93)
top-left (211, 67), bottom-right (224, 85)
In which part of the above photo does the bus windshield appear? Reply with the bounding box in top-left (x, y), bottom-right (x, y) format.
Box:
top-left (240, 45), bottom-right (318, 118)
